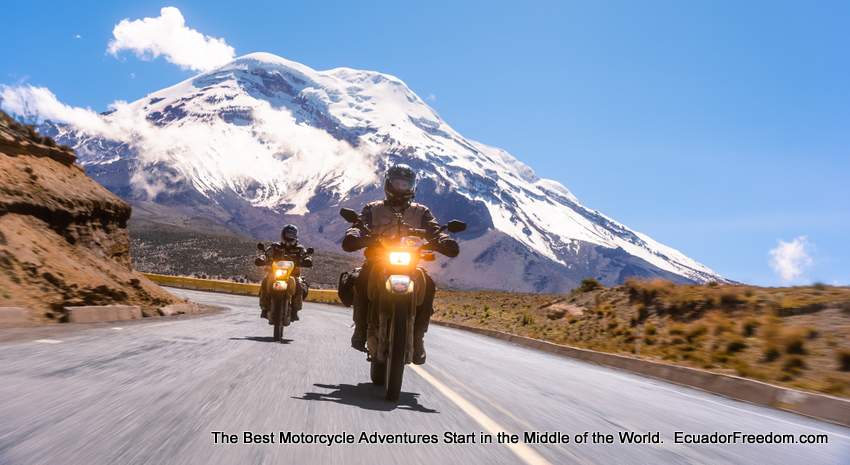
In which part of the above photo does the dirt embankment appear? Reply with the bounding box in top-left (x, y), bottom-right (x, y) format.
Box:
top-left (0, 111), bottom-right (176, 322)
top-left (433, 280), bottom-right (850, 397)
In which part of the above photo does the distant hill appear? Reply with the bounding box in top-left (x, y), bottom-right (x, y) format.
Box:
top-left (129, 216), bottom-right (361, 289)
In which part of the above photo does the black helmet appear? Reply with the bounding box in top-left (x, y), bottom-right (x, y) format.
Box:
top-left (281, 224), bottom-right (298, 244)
top-left (384, 163), bottom-right (416, 205)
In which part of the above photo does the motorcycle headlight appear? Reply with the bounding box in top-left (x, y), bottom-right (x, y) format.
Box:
top-left (274, 261), bottom-right (295, 270)
top-left (273, 260), bottom-right (294, 279)
top-left (388, 251), bottom-right (411, 266)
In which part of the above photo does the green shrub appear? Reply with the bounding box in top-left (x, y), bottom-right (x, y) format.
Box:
top-left (719, 291), bottom-right (743, 308)
top-left (838, 350), bottom-right (850, 372)
top-left (783, 356), bottom-right (806, 371)
top-left (784, 333), bottom-right (806, 355)
top-left (636, 305), bottom-right (649, 322)
top-left (578, 278), bottom-right (602, 292)
top-left (734, 361), bottom-right (754, 377)
top-left (726, 340), bottom-right (747, 354)
top-left (713, 322), bottom-right (730, 336)
top-left (742, 319), bottom-right (759, 337)
top-left (763, 345), bottom-right (781, 362)
top-left (686, 324), bottom-right (708, 342)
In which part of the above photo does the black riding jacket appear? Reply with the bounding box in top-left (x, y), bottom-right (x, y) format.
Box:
top-left (255, 242), bottom-right (313, 273)
top-left (342, 200), bottom-right (459, 259)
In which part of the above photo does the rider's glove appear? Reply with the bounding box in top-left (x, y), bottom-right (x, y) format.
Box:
top-left (435, 238), bottom-right (459, 257)
top-left (254, 255), bottom-right (267, 266)
top-left (342, 229), bottom-right (370, 252)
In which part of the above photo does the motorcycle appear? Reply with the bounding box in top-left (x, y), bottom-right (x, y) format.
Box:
top-left (256, 243), bottom-right (313, 342)
top-left (339, 207), bottom-right (466, 401)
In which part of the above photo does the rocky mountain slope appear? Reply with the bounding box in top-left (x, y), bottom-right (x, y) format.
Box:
top-left (17, 53), bottom-right (723, 292)
top-left (0, 111), bottom-right (176, 322)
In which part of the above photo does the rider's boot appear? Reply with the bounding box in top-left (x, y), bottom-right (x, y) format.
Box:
top-left (413, 332), bottom-right (426, 365)
top-left (260, 299), bottom-right (269, 320)
top-left (291, 285), bottom-right (302, 322)
top-left (259, 279), bottom-right (270, 320)
top-left (351, 299), bottom-right (367, 352)
top-left (351, 324), bottom-right (367, 352)
top-left (412, 274), bottom-right (435, 365)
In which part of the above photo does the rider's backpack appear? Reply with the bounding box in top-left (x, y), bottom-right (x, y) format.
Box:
top-left (337, 267), bottom-right (360, 307)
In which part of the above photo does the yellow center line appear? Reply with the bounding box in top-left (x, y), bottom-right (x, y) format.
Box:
top-left (411, 365), bottom-right (556, 465)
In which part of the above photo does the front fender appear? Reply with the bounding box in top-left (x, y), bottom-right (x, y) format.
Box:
top-left (368, 267), bottom-right (427, 307)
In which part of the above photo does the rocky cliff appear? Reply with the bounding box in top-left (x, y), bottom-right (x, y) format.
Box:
top-left (0, 111), bottom-right (176, 322)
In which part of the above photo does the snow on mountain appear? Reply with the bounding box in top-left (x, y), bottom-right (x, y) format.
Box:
top-left (28, 52), bottom-right (723, 291)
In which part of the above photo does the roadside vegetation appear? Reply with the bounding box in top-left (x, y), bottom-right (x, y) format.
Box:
top-left (129, 220), bottom-right (359, 288)
top-left (433, 279), bottom-right (850, 397)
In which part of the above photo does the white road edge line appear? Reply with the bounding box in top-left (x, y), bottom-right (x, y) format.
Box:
top-left (597, 366), bottom-right (850, 440)
top-left (411, 365), bottom-right (555, 465)
top-left (34, 339), bottom-right (62, 344)
top-left (425, 364), bottom-right (592, 465)
top-left (440, 326), bottom-right (850, 439)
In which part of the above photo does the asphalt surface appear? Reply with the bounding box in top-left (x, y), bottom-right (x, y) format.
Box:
top-left (1, 288), bottom-right (848, 465)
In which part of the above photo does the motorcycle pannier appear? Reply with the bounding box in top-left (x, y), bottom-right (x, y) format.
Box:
top-left (337, 268), bottom-right (360, 307)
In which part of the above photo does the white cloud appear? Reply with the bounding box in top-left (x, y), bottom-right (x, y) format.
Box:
top-left (0, 84), bottom-right (378, 209)
top-left (107, 6), bottom-right (235, 72)
top-left (0, 85), bottom-right (115, 136)
top-left (426, 93), bottom-right (437, 102)
top-left (769, 236), bottom-right (813, 282)
top-left (74, 34), bottom-right (82, 39)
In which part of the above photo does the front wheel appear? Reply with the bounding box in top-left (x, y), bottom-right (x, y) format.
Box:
top-left (385, 300), bottom-right (409, 401)
top-left (281, 295), bottom-right (291, 328)
top-left (271, 295), bottom-right (284, 342)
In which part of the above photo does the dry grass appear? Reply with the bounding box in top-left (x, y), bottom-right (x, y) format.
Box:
top-left (433, 280), bottom-right (850, 397)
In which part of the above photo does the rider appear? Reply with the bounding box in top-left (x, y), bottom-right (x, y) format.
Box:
top-left (255, 224), bottom-right (312, 323)
top-left (342, 163), bottom-right (459, 364)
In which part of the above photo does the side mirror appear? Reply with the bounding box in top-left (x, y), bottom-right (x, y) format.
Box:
top-left (305, 247), bottom-right (314, 255)
top-left (257, 242), bottom-right (266, 251)
top-left (340, 208), bottom-right (359, 223)
top-left (446, 220), bottom-right (467, 233)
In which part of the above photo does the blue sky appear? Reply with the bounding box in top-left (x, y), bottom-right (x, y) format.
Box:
top-left (2, 1), bottom-right (848, 286)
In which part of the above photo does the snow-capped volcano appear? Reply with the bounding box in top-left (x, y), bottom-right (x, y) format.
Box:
top-left (33, 52), bottom-right (722, 291)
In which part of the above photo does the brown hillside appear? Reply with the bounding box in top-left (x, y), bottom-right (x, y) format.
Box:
top-left (0, 111), bottom-right (176, 322)
top-left (434, 279), bottom-right (850, 397)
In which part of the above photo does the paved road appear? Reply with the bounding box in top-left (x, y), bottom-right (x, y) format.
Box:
top-left (1, 289), bottom-right (848, 465)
